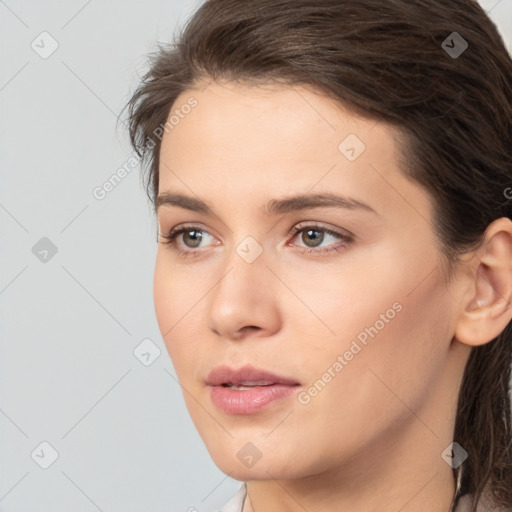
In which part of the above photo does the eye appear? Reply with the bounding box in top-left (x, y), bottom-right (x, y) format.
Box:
top-left (158, 222), bottom-right (353, 258)
top-left (288, 222), bottom-right (353, 255)
top-left (158, 224), bottom-right (216, 258)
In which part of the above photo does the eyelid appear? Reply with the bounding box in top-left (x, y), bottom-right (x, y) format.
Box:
top-left (158, 221), bottom-right (353, 257)
top-left (290, 221), bottom-right (354, 240)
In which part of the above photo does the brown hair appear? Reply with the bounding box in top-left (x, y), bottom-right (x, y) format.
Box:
top-left (122, 1), bottom-right (512, 509)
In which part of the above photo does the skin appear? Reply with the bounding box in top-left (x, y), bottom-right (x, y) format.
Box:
top-left (153, 80), bottom-right (512, 512)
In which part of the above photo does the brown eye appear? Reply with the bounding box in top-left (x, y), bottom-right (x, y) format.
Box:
top-left (180, 229), bottom-right (204, 248)
top-left (289, 223), bottom-right (354, 255)
top-left (159, 224), bottom-right (215, 259)
top-left (300, 228), bottom-right (325, 248)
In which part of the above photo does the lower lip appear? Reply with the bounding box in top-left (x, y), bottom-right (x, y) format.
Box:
top-left (209, 384), bottom-right (299, 414)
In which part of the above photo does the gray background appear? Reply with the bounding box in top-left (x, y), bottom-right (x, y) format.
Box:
top-left (1, 1), bottom-right (511, 511)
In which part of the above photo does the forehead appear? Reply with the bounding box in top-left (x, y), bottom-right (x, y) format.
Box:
top-left (161, 81), bottom-right (381, 161)
top-left (157, 81), bottom-right (432, 227)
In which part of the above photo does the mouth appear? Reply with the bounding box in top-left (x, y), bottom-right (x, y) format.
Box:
top-left (220, 381), bottom-right (276, 390)
top-left (206, 364), bottom-right (300, 387)
top-left (206, 364), bottom-right (301, 415)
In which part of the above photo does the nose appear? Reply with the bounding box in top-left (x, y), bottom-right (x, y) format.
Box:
top-left (206, 239), bottom-right (282, 341)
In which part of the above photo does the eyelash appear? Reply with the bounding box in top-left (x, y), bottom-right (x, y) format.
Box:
top-left (158, 222), bottom-right (353, 259)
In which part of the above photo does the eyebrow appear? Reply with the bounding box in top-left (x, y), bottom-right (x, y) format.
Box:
top-left (155, 191), bottom-right (379, 216)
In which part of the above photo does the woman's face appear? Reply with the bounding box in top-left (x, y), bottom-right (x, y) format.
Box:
top-left (154, 80), bottom-right (467, 481)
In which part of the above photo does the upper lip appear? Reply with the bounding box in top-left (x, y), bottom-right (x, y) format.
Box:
top-left (206, 364), bottom-right (300, 386)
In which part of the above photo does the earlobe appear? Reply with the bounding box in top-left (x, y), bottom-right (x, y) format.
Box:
top-left (454, 218), bottom-right (512, 347)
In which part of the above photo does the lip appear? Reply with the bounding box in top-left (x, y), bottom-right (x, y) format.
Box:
top-left (206, 364), bottom-right (300, 387)
top-left (206, 364), bottom-right (301, 415)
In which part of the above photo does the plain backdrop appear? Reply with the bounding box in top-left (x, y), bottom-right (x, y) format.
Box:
top-left (1, 1), bottom-right (511, 511)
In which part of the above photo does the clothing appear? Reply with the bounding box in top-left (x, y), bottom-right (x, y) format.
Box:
top-left (217, 461), bottom-right (511, 512)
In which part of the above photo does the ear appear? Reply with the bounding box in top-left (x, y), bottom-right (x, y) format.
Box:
top-left (454, 217), bottom-right (512, 347)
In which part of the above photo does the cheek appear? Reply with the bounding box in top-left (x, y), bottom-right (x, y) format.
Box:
top-left (288, 289), bottom-right (453, 470)
top-left (293, 255), bottom-right (454, 413)
top-left (152, 254), bottom-right (199, 365)
top-left (273, 257), bottom-right (404, 356)
top-left (153, 257), bottom-right (173, 342)
top-left (324, 278), bottom-right (453, 421)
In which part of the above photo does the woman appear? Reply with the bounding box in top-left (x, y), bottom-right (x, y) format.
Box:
top-left (123, 1), bottom-right (512, 511)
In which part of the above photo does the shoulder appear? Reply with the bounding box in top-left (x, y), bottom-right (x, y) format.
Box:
top-left (216, 483), bottom-right (247, 512)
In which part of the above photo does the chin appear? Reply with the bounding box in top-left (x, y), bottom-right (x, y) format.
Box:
top-left (212, 457), bottom-right (294, 481)
top-left (205, 441), bottom-right (309, 481)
